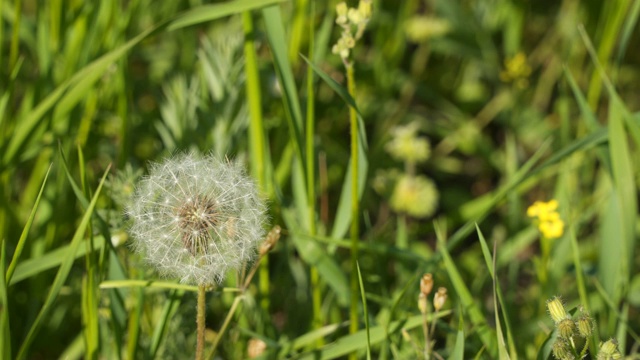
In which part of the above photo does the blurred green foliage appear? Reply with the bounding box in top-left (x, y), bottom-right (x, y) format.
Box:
top-left (1, 0), bottom-right (640, 358)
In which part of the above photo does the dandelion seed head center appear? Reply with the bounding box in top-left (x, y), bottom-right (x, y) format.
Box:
top-left (176, 195), bottom-right (221, 256)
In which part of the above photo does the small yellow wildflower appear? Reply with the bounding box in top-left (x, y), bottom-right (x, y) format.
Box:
top-left (538, 219), bottom-right (564, 239)
top-left (527, 199), bottom-right (564, 239)
top-left (499, 52), bottom-right (531, 89)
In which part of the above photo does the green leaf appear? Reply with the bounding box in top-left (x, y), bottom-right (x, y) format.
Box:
top-left (167, 0), bottom-right (285, 30)
top-left (261, 4), bottom-right (305, 166)
top-left (283, 210), bottom-right (350, 306)
top-left (449, 317), bottom-right (465, 360)
top-left (605, 96), bottom-right (637, 302)
top-left (16, 165), bottom-right (111, 360)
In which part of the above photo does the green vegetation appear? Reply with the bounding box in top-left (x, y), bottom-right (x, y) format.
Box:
top-left (1, 0), bottom-right (640, 358)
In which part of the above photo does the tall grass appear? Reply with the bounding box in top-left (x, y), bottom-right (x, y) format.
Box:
top-left (1, 0), bottom-right (640, 358)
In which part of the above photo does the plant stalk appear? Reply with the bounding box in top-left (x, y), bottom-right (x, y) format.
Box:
top-left (196, 285), bottom-right (206, 360)
top-left (347, 60), bottom-right (360, 341)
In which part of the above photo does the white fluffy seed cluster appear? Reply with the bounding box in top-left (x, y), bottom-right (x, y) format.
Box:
top-left (127, 153), bottom-right (267, 285)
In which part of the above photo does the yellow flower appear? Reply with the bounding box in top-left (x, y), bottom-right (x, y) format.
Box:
top-left (499, 52), bottom-right (531, 89)
top-left (527, 199), bottom-right (564, 239)
top-left (538, 218), bottom-right (564, 239)
top-left (526, 199), bottom-right (558, 218)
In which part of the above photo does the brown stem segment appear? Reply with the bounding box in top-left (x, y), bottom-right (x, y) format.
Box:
top-left (196, 285), bottom-right (206, 360)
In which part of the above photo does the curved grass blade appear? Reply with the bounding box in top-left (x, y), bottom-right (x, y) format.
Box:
top-left (5, 163), bottom-right (52, 283)
top-left (16, 164), bottom-right (111, 360)
top-left (167, 0), bottom-right (285, 30)
top-left (293, 311), bottom-right (451, 359)
top-left (10, 236), bottom-right (106, 285)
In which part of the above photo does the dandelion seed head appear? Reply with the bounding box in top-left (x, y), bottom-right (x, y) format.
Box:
top-left (126, 152), bottom-right (267, 285)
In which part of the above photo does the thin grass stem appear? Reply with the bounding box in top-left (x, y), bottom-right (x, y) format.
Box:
top-left (347, 60), bottom-right (360, 352)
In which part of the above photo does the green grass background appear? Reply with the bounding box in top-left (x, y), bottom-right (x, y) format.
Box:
top-left (1, 0), bottom-right (640, 358)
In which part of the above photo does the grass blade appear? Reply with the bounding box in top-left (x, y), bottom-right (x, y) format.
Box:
top-left (293, 311), bottom-right (450, 359)
top-left (475, 224), bottom-right (516, 359)
top-left (148, 290), bottom-right (184, 359)
top-left (5, 164), bottom-right (52, 283)
top-left (10, 236), bottom-right (106, 285)
top-left (261, 4), bottom-right (305, 165)
top-left (167, 0), bottom-right (285, 30)
top-left (3, 21), bottom-right (163, 168)
top-left (436, 221), bottom-right (496, 356)
top-left (356, 262), bottom-right (371, 360)
top-left (16, 165), bottom-right (111, 360)
top-left (0, 242), bottom-right (11, 359)
top-left (449, 316), bottom-right (465, 360)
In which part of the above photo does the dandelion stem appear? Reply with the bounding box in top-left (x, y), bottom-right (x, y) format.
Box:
top-left (196, 285), bottom-right (206, 360)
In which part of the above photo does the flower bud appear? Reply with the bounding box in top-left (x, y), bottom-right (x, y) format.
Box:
top-left (433, 287), bottom-right (447, 311)
top-left (259, 225), bottom-right (281, 256)
top-left (358, 0), bottom-right (372, 20)
top-left (420, 273), bottom-right (433, 295)
top-left (247, 338), bottom-right (267, 358)
top-left (576, 314), bottom-right (594, 338)
top-left (552, 340), bottom-right (572, 360)
top-left (546, 296), bottom-right (568, 324)
top-left (336, 2), bottom-right (348, 25)
top-left (418, 293), bottom-right (428, 314)
top-left (557, 318), bottom-right (576, 339)
top-left (597, 339), bottom-right (622, 360)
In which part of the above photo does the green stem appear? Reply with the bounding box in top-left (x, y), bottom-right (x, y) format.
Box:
top-left (422, 308), bottom-right (430, 360)
top-left (347, 61), bottom-right (360, 341)
top-left (242, 11), bottom-right (270, 314)
top-left (305, 3), bottom-right (323, 339)
top-left (196, 285), bottom-right (206, 360)
top-left (397, 214), bottom-right (408, 249)
top-left (207, 296), bottom-right (243, 360)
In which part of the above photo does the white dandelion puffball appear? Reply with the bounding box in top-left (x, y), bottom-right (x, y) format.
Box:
top-left (127, 153), bottom-right (267, 285)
